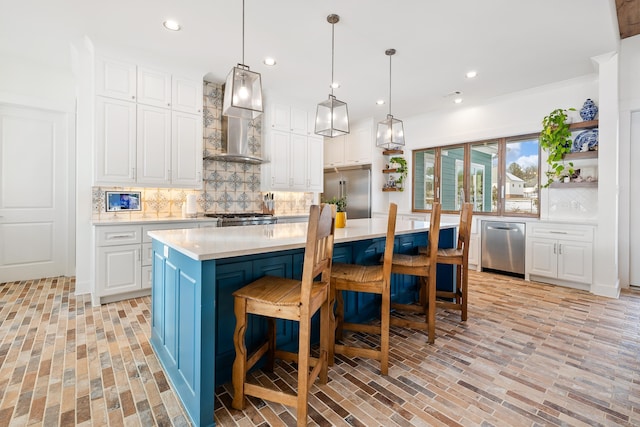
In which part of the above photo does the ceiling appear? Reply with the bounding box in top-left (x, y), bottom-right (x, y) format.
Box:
top-left (0, 0), bottom-right (621, 122)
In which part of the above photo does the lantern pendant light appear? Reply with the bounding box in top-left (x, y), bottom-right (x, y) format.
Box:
top-left (223, 0), bottom-right (263, 119)
top-left (376, 49), bottom-right (405, 149)
top-left (315, 14), bottom-right (349, 138)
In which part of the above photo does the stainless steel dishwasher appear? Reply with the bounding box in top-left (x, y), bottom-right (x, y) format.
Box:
top-left (481, 221), bottom-right (526, 276)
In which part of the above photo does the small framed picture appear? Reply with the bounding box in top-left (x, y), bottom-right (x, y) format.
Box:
top-left (105, 191), bottom-right (142, 212)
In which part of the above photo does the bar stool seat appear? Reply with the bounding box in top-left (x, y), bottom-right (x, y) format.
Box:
top-left (231, 204), bottom-right (335, 427)
top-left (418, 202), bottom-right (473, 321)
top-left (330, 203), bottom-right (397, 375)
top-left (389, 203), bottom-right (442, 344)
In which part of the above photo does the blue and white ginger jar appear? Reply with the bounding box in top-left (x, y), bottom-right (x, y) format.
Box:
top-left (580, 98), bottom-right (598, 121)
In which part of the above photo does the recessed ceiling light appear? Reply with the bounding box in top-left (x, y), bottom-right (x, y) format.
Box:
top-left (376, 99), bottom-right (385, 105)
top-left (465, 70), bottom-right (477, 79)
top-left (330, 82), bottom-right (340, 89)
top-left (454, 98), bottom-right (463, 104)
top-left (263, 57), bottom-right (276, 66)
top-left (163, 20), bottom-right (181, 31)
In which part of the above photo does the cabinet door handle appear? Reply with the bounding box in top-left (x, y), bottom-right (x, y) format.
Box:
top-left (132, 95), bottom-right (135, 100)
top-left (558, 244), bottom-right (562, 255)
top-left (553, 243), bottom-right (557, 254)
top-left (549, 231), bottom-right (568, 234)
top-left (137, 249), bottom-right (141, 262)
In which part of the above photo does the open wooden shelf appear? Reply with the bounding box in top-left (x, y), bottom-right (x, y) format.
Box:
top-left (569, 120), bottom-right (598, 130)
top-left (563, 150), bottom-right (598, 160)
top-left (382, 187), bottom-right (402, 192)
top-left (382, 168), bottom-right (399, 173)
top-left (382, 149), bottom-right (404, 155)
top-left (549, 181), bottom-right (598, 188)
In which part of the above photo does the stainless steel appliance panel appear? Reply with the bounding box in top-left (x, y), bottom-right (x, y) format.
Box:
top-left (481, 221), bottom-right (525, 275)
top-left (323, 166), bottom-right (371, 219)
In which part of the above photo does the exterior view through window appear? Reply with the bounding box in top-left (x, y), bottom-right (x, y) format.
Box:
top-left (412, 134), bottom-right (539, 217)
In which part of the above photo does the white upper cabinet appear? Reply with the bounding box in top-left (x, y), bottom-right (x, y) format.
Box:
top-left (95, 57), bottom-right (137, 101)
top-left (344, 125), bottom-right (372, 164)
top-left (323, 123), bottom-right (372, 168)
top-left (94, 57), bottom-right (203, 188)
top-left (269, 103), bottom-right (310, 135)
top-left (137, 67), bottom-right (172, 108)
top-left (323, 135), bottom-right (345, 167)
top-left (95, 97), bottom-right (137, 184)
top-left (265, 132), bottom-right (322, 192)
top-left (172, 77), bottom-right (203, 114)
top-left (171, 111), bottom-right (203, 187)
top-left (136, 104), bottom-right (171, 184)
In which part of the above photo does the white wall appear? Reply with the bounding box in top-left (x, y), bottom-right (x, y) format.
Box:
top-left (379, 75), bottom-right (598, 215)
top-left (619, 34), bottom-right (640, 287)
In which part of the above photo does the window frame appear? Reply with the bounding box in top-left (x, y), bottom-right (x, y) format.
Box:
top-left (411, 132), bottom-right (540, 218)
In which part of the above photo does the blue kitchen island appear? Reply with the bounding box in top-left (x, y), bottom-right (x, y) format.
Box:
top-left (148, 217), bottom-right (456, 427)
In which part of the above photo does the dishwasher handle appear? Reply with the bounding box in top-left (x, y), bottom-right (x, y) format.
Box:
top-left (486, 225), bottom-right (520, 232)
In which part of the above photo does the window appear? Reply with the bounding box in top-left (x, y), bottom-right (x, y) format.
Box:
top-left (412, 134), bottom-right (539, 217)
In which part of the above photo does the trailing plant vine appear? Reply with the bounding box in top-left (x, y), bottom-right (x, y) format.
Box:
top-left (540, 108), bottom-right (575, 187)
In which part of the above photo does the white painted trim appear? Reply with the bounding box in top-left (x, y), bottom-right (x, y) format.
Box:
top-left (0, 91), bottom-right (74, 113)
top-left (591, 279), bottom-right (621, 298)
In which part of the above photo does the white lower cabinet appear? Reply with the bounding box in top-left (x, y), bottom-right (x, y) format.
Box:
top-left (526, 222), bottom-right (594, 288)
top-left (94, 221), bottom-right (214, 304)
top-left (468, 233), bottom-right (479, 268)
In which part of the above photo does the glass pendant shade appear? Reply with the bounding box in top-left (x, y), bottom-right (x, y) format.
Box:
top-left (315, 95), bottom-right (349, 137)
top-left (376, 114), bottom-right (405, 149)
top-left (315, 14), bottom-right (349, 138)
top-left (223, 64), bottom-right (263, 119)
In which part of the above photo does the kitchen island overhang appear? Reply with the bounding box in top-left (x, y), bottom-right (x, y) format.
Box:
top-left (149, 218), bottom-right (457, 427)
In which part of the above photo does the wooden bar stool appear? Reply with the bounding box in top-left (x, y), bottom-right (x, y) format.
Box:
top-left (389, 203), bottom-right (441, 343)
top-left (422, 202), bottom-right (473, 321)
top-left (329, 203), bottom-right (397, 375)
top-left (231, 204), bottom-right (335, 426)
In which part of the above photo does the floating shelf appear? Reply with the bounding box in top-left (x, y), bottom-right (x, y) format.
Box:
top-left (569, 120), bottom-right (598, 130)
top-left (382, 168), bottom-right (400, 173)
top-left (563, 151), bottom-right (598, 160)
top-left (382, 149), bottom-right (404, 155)
top-left (549, 181), bottom-right (598, 188)
top-left (382, 187), bottom-right (402, 192)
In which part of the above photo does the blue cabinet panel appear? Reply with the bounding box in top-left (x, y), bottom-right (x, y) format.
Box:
top-left (152, 252), bottom-right (165, 347)
top-left (178, 270), bottom-right (198, 396)
top-left (165, 260), bottom-right (178, 364)
top-left (151, 227), bottom-right (454, 427)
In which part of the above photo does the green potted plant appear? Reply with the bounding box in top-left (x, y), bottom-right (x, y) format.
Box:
top-left (540, 108), bottom-right (575, 187)
top-left (325, 196), bottom-right (347, 227)
top-left (389, 156), bottom-right (408, 191)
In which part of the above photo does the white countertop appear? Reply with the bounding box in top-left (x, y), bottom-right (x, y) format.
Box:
top-left (148, 218), bottom-right (458, 261)
top-left (92, 216), bottom-right (220, 226)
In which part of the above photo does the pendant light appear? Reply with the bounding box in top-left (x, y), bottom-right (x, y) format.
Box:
top-left (222, 0), bottom-right (263, 119)
top-left (315, 14), bottom-right (349, 138)
top-left (376, 49), bottom-right (405, 149)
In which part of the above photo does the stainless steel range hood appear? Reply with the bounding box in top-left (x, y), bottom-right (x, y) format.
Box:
top-left (206, 116), bottom-right (266, 164)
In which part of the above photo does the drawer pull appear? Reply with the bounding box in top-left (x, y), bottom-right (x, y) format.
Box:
top-left (107, 233), bottom-right (135, 239)
top-left (549, 231), bottom-right (568, 234)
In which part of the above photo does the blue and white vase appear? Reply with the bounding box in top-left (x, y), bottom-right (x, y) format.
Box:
top-left (580, 98), bottom-right (598, 121)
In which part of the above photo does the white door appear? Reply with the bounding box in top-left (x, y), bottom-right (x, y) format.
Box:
top-left (0, 104), bottom-right (70, 282)
top-left (631, 112), bottom-right (640, 286)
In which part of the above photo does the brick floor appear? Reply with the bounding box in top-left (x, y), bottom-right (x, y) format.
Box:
top-left (1, 272), bottom-right (639, 426)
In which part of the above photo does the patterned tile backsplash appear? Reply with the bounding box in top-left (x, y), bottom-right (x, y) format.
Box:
top-left (91, 81), bottom-right (315, 221)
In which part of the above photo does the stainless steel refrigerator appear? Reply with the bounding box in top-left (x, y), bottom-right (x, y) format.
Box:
top-left (323, 166), bottom-right (372, 219)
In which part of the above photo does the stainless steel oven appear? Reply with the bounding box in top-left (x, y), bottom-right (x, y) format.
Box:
top-left (204, 213), bottom-right (277, 227)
